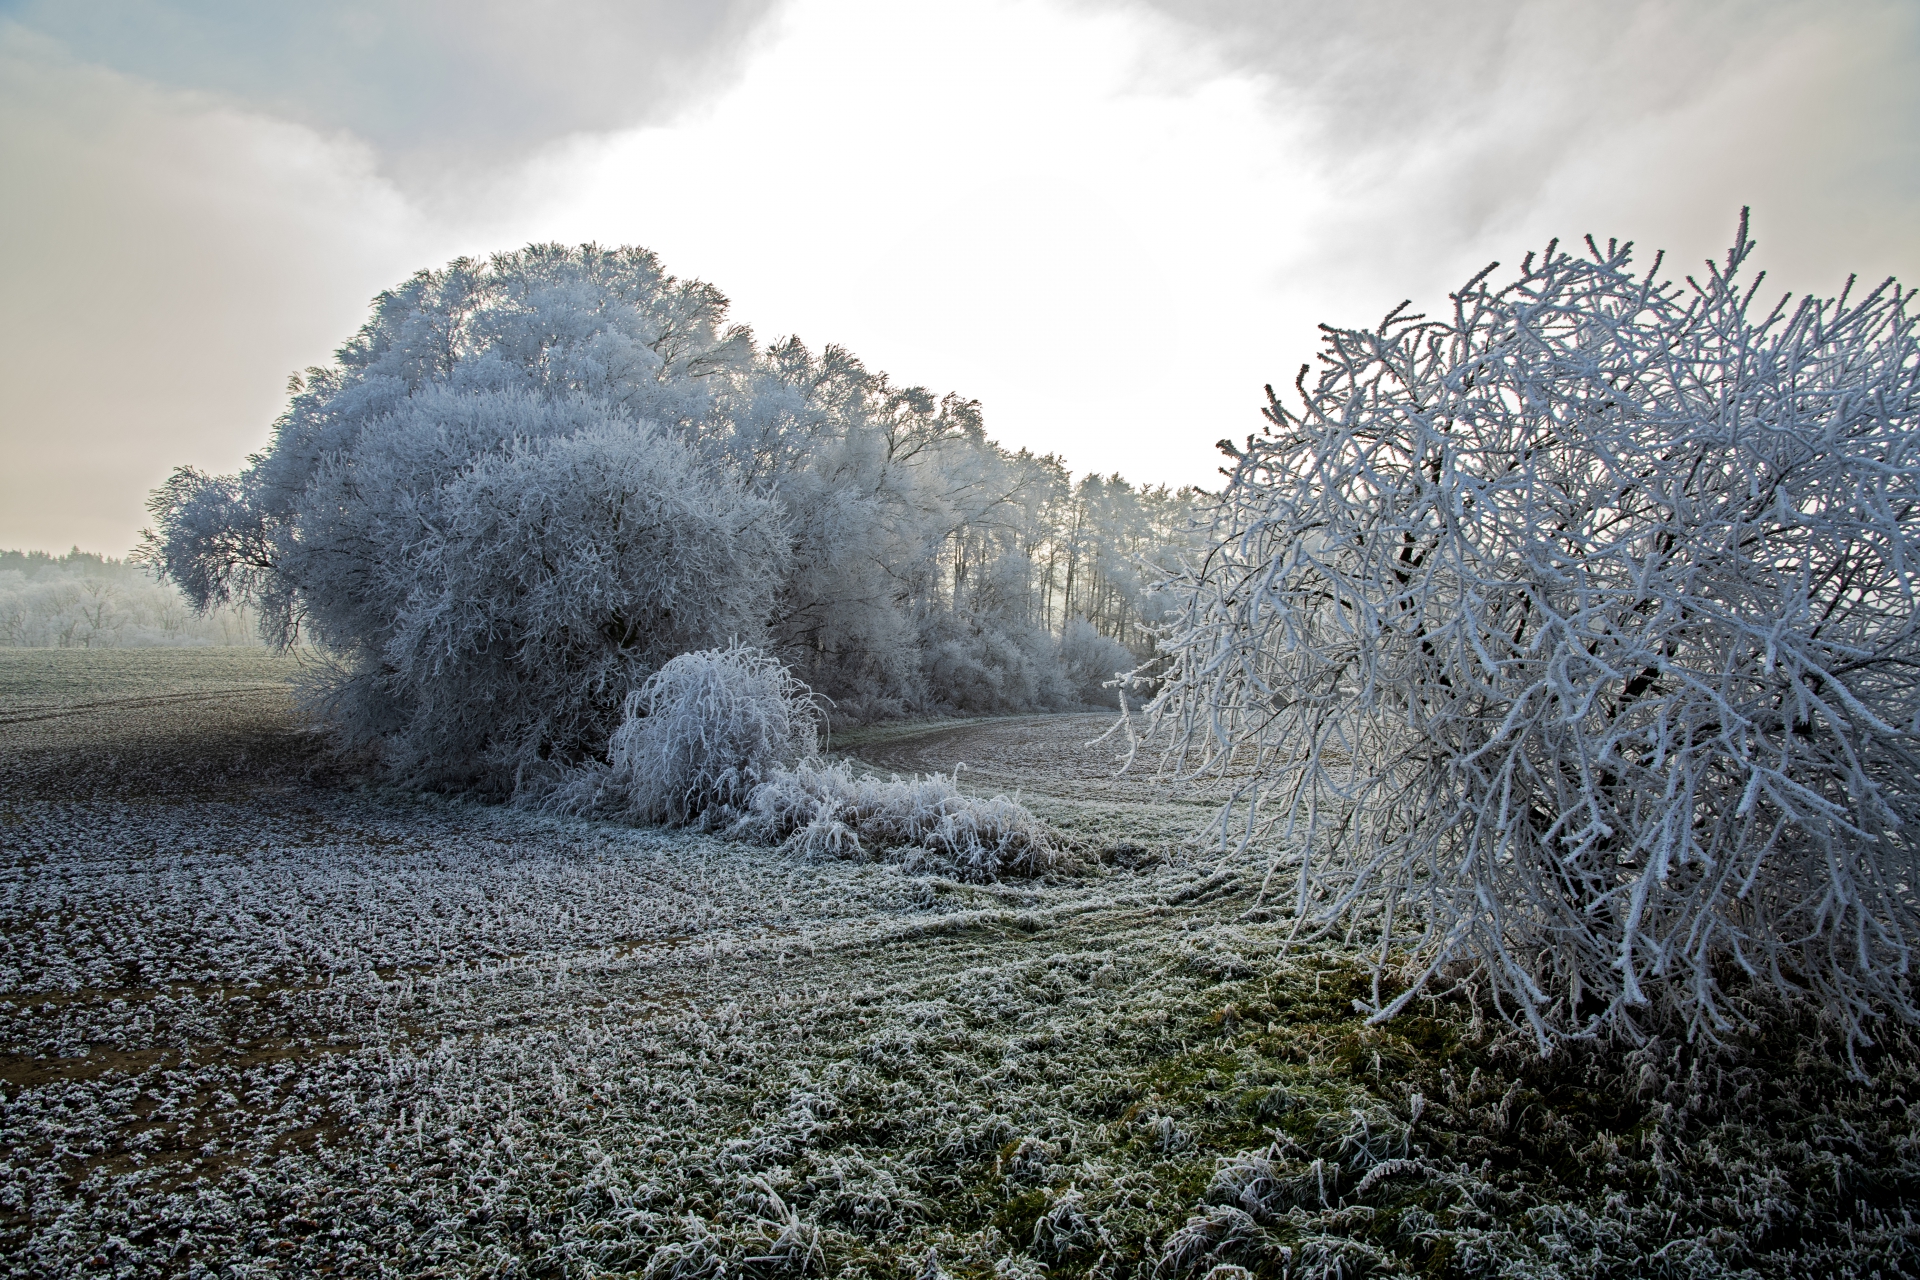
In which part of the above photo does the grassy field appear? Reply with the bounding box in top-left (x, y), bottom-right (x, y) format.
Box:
top-left (0, 647), bottom-right (301, 710)
top-left (1, 651), bottom-right (1915, 1277)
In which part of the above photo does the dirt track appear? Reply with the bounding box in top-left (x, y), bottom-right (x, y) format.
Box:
top-left (836, 712), bottom-right (1242, 811)
top-left (838, 713), bottom-right (1135, 795)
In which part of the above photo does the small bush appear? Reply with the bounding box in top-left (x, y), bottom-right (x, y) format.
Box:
top-left (1056, 617), bottom-right (1137, 708)
top-left (736, 759), bottom-right (1057, 882)
top-left (553, 643), bottom-right (822, 826)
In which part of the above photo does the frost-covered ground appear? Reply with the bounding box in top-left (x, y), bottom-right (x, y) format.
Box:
top-left (3, 653), bottom-right (1917, 1278)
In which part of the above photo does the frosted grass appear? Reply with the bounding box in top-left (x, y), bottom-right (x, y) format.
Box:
top-left (0, 777), bottom-right (1245, 1276)
top-left (738, 759), bottom-right (1060, 882)
top-left (4, 662), bottom-right (1915, 1276)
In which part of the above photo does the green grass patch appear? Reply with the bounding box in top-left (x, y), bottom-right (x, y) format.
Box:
top-left (804, 955), bottom-right (1920, 1277)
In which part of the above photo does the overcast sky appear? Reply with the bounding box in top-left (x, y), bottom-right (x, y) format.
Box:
top-left (3, 0), bottom-right (1916, 554)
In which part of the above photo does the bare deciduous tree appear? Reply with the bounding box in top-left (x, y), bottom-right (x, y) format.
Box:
top-left (1152, 213), bottom-right (1920, 1053)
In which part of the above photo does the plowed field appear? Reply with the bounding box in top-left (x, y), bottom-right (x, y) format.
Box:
top-left (3, 651), bottom-right (1912, 1278)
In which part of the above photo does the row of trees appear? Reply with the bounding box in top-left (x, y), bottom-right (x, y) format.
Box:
top-left (0, 548), bottom-right (256, 648)
top-left (145, 221), bottom-right (1920, 1055)
top-left (144, 244), bottom-right (1202, 789)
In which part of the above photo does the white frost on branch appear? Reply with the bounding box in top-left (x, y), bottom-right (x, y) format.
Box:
top-left (737, 759), bottom-right (1058, 883)
top-left (1151, 212), bottom-right (1920, 1052)
top-left (141, 244), bottom-right (1200, 787)
top-left (547, 642), bottom-right (823, 827)
top-left (543, 643), bottom-right (1058, 882)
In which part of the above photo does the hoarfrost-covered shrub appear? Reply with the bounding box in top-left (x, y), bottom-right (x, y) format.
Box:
top-left (1057, 617), bottom-right (1138, 707)
top-left (1153, 213), bottom-right (1920, 1052)
top-left (545, 645), bottom-right (1060, 877)
top-left (395, 408), bottom-right (772, 778)
top-left (919, 614), bottom-right (1072, 715)
top-left (304, 402), bottom-right (781, 787)
top-left (738, 759), bottom-right (1056, 882)
top-left (592, 643), bottom-right (822, 826)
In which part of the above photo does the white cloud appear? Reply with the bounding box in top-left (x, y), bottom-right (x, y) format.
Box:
top-left (498, 0), bottom-right (1920, 494)
top-left (1135, 0), bottom-right (1920, 316)
top-left (2, 0), bottom-right (1916, 552)
top-left (511, 0), bottom-right (1319, 491)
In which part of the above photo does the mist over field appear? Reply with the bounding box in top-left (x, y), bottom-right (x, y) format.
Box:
top-left (4, 3), bottom-right (1919, 1277)
top-left (0, 548), bottom-right (256, 648)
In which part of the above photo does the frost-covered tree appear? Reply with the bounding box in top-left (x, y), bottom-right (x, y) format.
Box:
top-left (145, 241), bottom-right (1190, 788)
top-left (145, 246), bottom-right (780, 788)
top-left (1036, 473), bottom-right (1203, 662)
top-left (1056, 617), bottom-right (1137, 708)
top-left (707, 337), bottom-right (1049, 717)
top-left (684, 331), bottom-right (1168, 716)
top-left (1152, 214), bottom-right (1920, 1052)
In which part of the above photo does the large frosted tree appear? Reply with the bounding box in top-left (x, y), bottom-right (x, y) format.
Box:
top-left (1152, 216), bottom-right (1920, 1051)
top-left (145, 246), bottom-right (783, 789)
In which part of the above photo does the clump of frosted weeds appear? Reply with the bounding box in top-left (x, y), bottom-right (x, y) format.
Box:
top-left (547, 642), bottom-right (822, 826)
top-left (736, 759), bottom-right (1057, 882)
top-left (541, 645), bottom-right (1061, 879)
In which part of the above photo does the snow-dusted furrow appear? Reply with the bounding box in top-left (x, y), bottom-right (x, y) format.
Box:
top-left (0, 674), bottom-right (1261, 1275)
top-left (12, 659), bottom-right (1907, 1278)
top-left (0, 687), bottom-right (291, 728)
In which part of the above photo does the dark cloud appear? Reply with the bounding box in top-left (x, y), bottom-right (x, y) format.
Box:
top-left (1125, 0), bottom-right (1890, 153)
top-left (1121, 0), bottom-right (1920, 295)
top-left (0, 0), bottom-right (781, 162)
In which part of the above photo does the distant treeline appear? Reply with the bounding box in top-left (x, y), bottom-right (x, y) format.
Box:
top-left (0, 548), bottom-right (258, 648)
